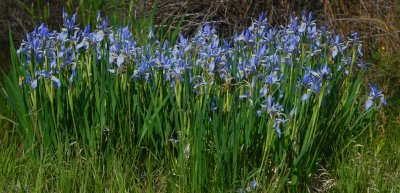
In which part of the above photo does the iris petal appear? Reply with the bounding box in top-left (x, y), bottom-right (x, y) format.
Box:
top-left (366, 98), bottom-right (374, 110)
top-left (301, 93), bottom-right (310, 101)
top-left (31, 79), bottom-right (38, 89)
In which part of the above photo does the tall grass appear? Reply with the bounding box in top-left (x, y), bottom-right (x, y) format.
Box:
top-left (3, 9), bottom-right (386, 192)
top-left (329, 104), bottom-right (400, 192)
top-left (0, 88), bottom-right (16, 146)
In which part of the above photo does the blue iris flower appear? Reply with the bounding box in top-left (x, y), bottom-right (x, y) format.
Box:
top-left (51, 76), bottom-right (61, 88)
top-left (62, 9), bottom-right (77, 31)
top-left (273, 117), bottom-right (287, 138)
top-left (250, 180), bottom-right (257, 190)
top-left (366, 84), bottom-right (387, 110)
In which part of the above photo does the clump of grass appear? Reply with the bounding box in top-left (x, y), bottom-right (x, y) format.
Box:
top-left (326, 97), bottom-right (400, 193)
top-left (0, 143), bottom-right (161, 192)
top-left (3, 10), bottom-right (386, 191)
top-left (330, 120), bottom-right (400, 192)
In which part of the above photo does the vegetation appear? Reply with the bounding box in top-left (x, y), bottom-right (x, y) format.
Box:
top-left (0, 1), bottom-right (399, 192)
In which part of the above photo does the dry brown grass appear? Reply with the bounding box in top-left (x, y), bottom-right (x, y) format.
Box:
top-left (127, 0), bottom-right (399, 53)
top-left (322, 0), bottom-right (400, 52)
top-left (2, 0), bottom-right (399, 51)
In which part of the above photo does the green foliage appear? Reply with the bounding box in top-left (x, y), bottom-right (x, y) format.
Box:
top-left (0, 3), bottom-right (388, 193)
top-left (331, 113), bottom-right (400, 192)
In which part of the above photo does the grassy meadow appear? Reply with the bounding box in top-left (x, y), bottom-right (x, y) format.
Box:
top-left (0, 1), bottom-right (399, 192)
